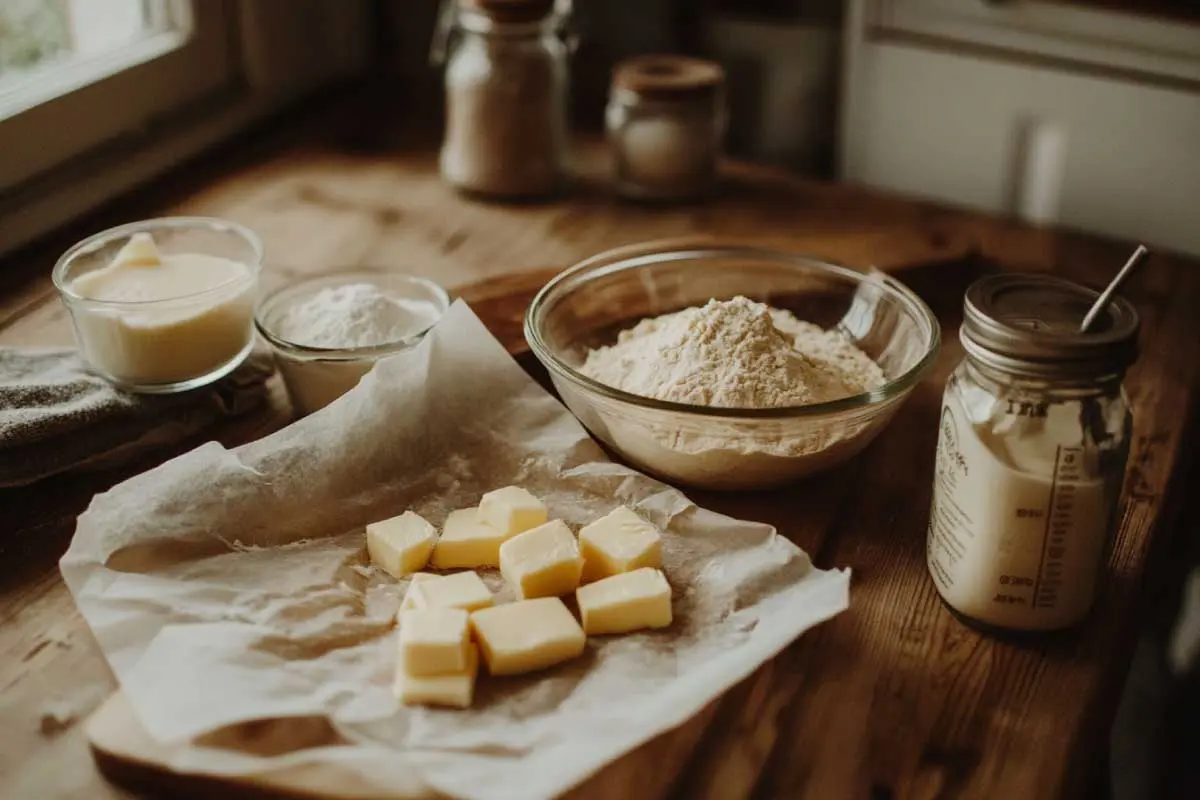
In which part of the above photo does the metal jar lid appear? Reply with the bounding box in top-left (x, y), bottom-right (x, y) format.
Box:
top-left (611, 55), bottom-right (725, 104)
top-left (459, 0), bottom-right (555, 24)
top-left (961, 273), bottom-right (1139, 380)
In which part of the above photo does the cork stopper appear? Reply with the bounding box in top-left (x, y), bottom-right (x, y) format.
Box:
top-left (460, 0), bottom-right (555, 24)
top-left (611, 55), bottom-right (725, 102)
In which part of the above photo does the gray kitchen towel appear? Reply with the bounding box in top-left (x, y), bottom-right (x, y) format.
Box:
top-left (0, 347), bottom-right (274, 487)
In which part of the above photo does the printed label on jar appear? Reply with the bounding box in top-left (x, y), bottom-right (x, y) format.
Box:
top-left (926, 391), bottom-right (1110, 631)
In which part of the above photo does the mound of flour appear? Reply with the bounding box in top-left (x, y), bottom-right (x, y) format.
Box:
top-left (580, 296), bottom-right (883, 409)
top-left (277, 283), bottom-right (442, 349)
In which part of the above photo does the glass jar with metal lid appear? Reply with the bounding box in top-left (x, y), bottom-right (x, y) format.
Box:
top-left (927, 273), bottom-right (1139, 633)
top-left (606, 55), bottom-right (726, 200)
top-left (437, 0), bottom-right (570, 199)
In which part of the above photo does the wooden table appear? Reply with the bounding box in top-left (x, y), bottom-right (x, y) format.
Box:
top-left (2, 107), bottom-right (1198, 799)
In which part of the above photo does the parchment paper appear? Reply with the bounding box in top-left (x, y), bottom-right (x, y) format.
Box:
top-left (61, 301), bottom-right (850, 800)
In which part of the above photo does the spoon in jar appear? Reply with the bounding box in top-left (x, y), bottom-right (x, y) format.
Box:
top-left (1080, 244), bottom-right (1149, 332)
top-left (1078, 243), bottom-right (1147, 447)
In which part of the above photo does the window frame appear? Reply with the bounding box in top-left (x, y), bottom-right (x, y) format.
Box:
top-left (0, 0), bottom-right (373, 258)
top-left (0, 0), bottom-right (238, 192)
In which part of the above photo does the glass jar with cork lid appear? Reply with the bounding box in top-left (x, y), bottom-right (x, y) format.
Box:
top-left (438, 0), bottom-right (569, 199)
top-left (927, 273), bottom-right (1139, 633)
top-left (606, 55), bottom-right (727, 201)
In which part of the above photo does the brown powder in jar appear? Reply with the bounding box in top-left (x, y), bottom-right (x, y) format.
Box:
top-left (440, 1), bottom-right (567, 198)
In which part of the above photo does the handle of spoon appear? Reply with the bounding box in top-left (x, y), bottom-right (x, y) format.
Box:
top-left (1080, 244), bottom-right (1148, 332)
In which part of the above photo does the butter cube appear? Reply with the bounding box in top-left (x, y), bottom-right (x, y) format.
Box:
top-left (411, 571), bottom-right (493, 612)
top-left (579, 506), bottom-right (662, 584)
top-left (398, 573), bottom-right (439, 616)
top-left (367, 511), bottom-right (437, 578)
top-left (576, 567), bottom-right (673, 635)
top-left (399, 607), bottom-right (470, 676)
top-left (112, 232), bottom-right (162, 268)
top-left (470, 598), bottom-right (586, 676)
top-left (499, 519), bottom-right (583, 599)
top-left (431, 508), bottom-right (508, 569)
top-left (478, 486), bottom-right (547, 537)
top-left (394, 644), bottom-right (478, 708)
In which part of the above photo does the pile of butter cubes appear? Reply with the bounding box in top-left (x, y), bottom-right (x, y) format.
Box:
top-left (366, 486), bottom-right (672, 708)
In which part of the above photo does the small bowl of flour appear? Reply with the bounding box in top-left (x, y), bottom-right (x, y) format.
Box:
top-left (256, 271), bottom-right (449, 415)
top-left (525, 242), bottom-right (941, 490)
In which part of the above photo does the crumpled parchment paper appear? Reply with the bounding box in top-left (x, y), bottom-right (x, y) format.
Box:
top-left (61, 301), bottom-right (850, 800)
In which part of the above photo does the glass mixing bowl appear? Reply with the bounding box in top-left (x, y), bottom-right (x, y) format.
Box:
top-left (524, 242), bottom-right (941, 490)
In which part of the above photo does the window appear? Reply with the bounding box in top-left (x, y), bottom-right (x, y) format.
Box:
top-left (0, 0), bottom-right (236, 192)
top-left (0, 1), bottom-right (374, 257)
top-left (2, 0), bottom-right (182, 116)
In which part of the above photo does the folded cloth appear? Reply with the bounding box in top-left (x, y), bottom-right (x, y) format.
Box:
top-left (0, 348), bottom-right (274, 487)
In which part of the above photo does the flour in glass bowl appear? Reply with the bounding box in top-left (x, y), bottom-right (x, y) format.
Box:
top-left (576, 296), bottom-right (889, 488)
top-left (580, 296), bottom-right (884, 408)
top-left (264, 281), bottom-right (446, 416)
top-left (276, 284), bottom-right (442, 349)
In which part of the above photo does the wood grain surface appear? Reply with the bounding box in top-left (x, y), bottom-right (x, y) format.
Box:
top-left (1, 99), bottom-right (1199, 800)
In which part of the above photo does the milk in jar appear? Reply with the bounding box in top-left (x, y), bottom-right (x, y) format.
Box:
top-left (927, 274), bottom-right (1139, 633)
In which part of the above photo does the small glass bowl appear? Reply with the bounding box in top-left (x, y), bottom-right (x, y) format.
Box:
top-left (52, 217), bottom-right (262, 393)
top-left (524, 241), bottom-right (941, 490)
top-left (255, 271), bottom-right (450, 416)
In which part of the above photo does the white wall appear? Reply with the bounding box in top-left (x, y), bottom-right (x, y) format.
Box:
top-left (842, 0), bottom-right (1200, 256)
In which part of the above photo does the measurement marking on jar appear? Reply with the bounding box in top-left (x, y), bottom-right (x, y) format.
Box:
top-left (1033, 446), bottom-right (1086, 609)
top-left (1031, 446), bottom-right (1064, 608)
top-left (1005, 399), bottom-right (1048, 418)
